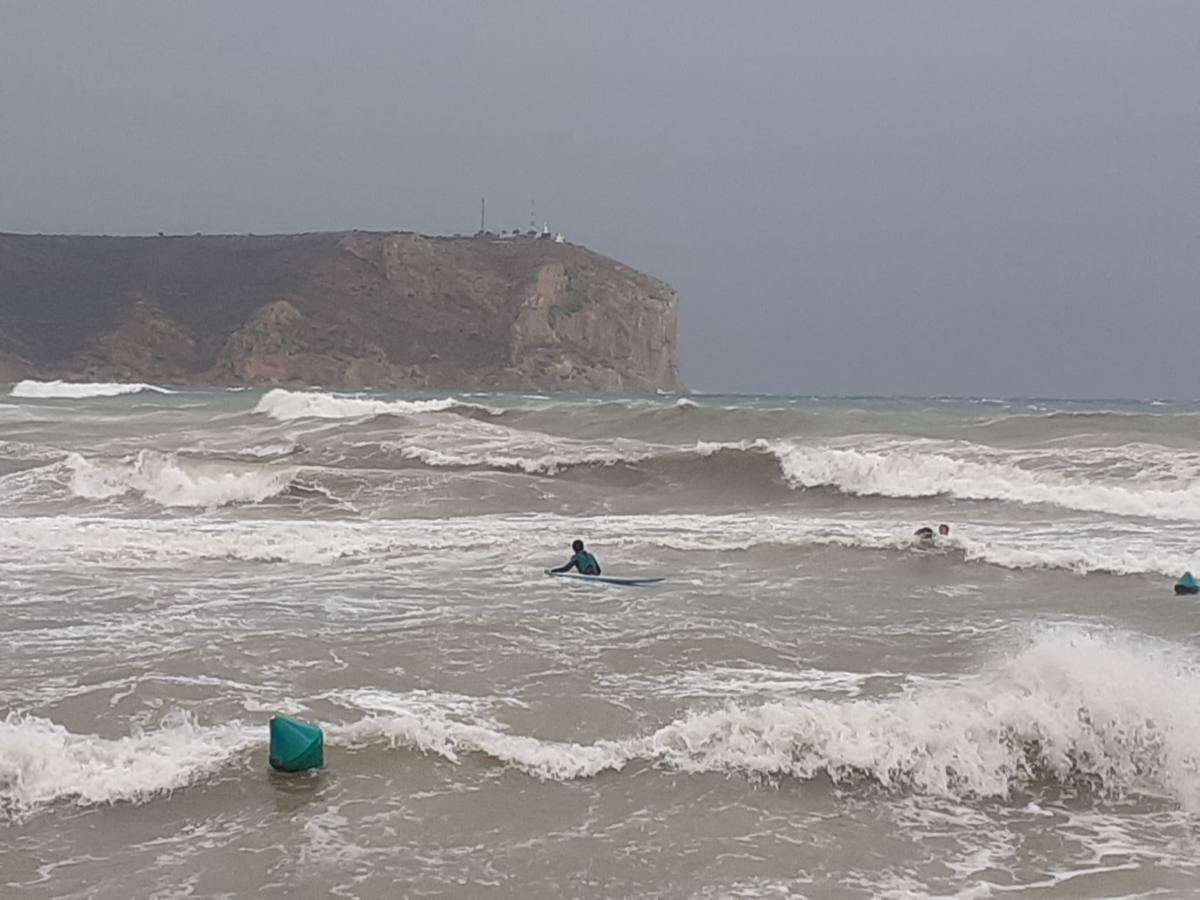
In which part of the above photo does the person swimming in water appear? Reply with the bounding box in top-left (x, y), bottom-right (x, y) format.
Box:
top-left (548, 539), bottom-right (602, 576)
top-left (915, 524), bottom-right (950, 543)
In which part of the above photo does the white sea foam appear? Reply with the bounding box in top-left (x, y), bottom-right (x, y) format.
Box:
top-left (0, 511), bottom-right (1191, 577)
top-left (628, 665), bottom-right (900, 700)
top-left (340, 427), bottom-right (1200, 523)
top-left (391, 441), bottom-right (645, 474)
top-left (0, 517), bottom-right (396, 566)
top-left (65, 451), bottom-right (296, 508)
top-left (0, 710), bottom-right (255, 819)
top-left (10, 380), bottom-right (175, 399)
top-left (366, 412), bottom-right (660, 474)
top-left (253, 388), bottom-right (468, 421)
top-left (770, 441), bottom-right (1200, 521)
top-left (956, 535), bottom-right (1194, 578)
top-left (332, 627), bottom-right (1200, 806)
top-left (0, 440), bottom-right (66, 463)
top-left (3, 631), bottom-right (1197, 822)
top-left (330, 688), bottom-right (508, 725)
top-left (332, 711), bottom-right (625, 780)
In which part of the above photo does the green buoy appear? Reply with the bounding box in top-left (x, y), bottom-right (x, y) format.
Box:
top-left (269, 715), bottom-right (324, 772)
top-left (1176, 572), bottom-right (1199, 596)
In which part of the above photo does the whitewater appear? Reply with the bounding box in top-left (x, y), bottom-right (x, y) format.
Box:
top-left (3, 385), bottom-right (1200, 898)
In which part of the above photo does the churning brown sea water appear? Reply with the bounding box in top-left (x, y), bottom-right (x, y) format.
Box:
top-left (3, 383), bottom-right (1200, 898)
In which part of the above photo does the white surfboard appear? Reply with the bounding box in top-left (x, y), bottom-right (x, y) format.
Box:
top-left (546, 571), bottom-right (665, 586)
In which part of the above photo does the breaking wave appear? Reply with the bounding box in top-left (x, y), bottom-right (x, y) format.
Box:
top-left (10, 380), bottom-right (175, 399)
top-left (335, 627), bottom-right (1200, 806)
top-left (384, 440), bottom-right (654, 475)
top-left (66, 451), bottom-right (298, 508)
top-left (774, 442), bottom-right (1200, 521)
top-left (6, 628), bottom-right (1199, 818)
top-left (252, 388), bottom-right (481, 421)
top-left (374, 432), bottom-right (1200, 522)
top-left (0, 710), bottom-right (255, 820)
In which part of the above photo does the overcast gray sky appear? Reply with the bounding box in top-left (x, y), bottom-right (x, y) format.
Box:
top-left (2, 1), bottom-right (1197, 397)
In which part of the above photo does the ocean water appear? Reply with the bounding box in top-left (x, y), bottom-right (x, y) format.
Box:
top-left (2, 381), bottom-right (1200, 898)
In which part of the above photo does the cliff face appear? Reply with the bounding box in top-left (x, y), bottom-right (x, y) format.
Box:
top-left (0, 231), bottom-right (684, 393)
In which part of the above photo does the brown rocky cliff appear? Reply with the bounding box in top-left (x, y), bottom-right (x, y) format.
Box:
top-left (512, 261), bottom-right (679, 391)
top-left (0, 231), bottom-right (684, 392)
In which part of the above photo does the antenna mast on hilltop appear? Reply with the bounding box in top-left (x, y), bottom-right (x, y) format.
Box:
top-left (480, 197), bottom-right (486, 234)
top-left (530, 198), bottom-right (536, 233)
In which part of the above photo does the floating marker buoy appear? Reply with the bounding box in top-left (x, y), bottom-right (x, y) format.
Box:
top-left (1175, 572), bottom-right (1199, 596)
top-left (269, 715), bottom-right (324, 772)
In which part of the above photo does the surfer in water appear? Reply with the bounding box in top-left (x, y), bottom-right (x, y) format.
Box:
top-left (549, 539), bottom-right (602, 576)
top-left (915, 524), bottom-right (950, 544)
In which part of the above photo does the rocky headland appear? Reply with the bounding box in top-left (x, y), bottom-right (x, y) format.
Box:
top-left (0, 231), bottom-right (683, 392)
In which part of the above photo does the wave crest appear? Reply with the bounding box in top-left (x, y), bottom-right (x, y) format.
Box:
top-left (5, 629), bottom-right (1196, 817)
top-left (66, 451), bottom-right (297, 508)
top-left (10, 380), bottom-right (174, 399)
top-left (253, 388), bottom-right (476, 421)
top-left (0, 711), bottom-right (254, 820)
top-left (775, 442), bottom-right (1200, 521)
top-left (370, 431), bottom-right (1200, 522)
top-left (334, 628), bottom-right (1200, 804)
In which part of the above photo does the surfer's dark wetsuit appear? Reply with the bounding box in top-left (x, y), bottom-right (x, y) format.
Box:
top-left (915, 524), bottom-right (950, 543)
top-left (551, 546), bottom-right (601, 576)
